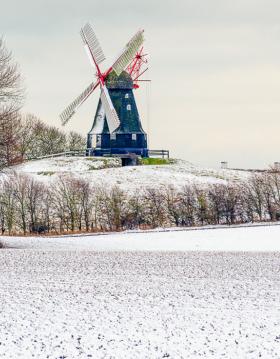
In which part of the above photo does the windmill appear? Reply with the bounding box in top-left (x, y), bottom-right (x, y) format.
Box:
top-left (60, 23), bottom-right (149, 159)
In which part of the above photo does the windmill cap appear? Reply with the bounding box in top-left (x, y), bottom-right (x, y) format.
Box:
top-left (106, 71), bottom-right (133, 90)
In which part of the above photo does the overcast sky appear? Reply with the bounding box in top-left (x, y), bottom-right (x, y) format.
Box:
top-left (2, 0), bottom-right (280, 168)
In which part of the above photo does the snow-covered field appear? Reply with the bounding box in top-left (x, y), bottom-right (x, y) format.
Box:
top-left (2, 224), bottom-right (280, 251)
top-left (4, 157), bottom-right (250, 189)
top-left (1, 226), bottom-right (280, 358)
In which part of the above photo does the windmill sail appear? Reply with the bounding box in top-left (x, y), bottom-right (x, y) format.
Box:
top-left (60, 80), bottom-right (99, 125)
top-left (80, 23), bottom-right (106, 66)
top-left (112, 30), bottom-right (144, 76)
top-left (100, 86), bottom-right (120, 133)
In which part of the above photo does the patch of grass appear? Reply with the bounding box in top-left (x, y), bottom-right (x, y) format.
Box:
top-left (86, 157), bottom-right (121, 169)
top-left (139, 157), bottom-right (174, 165)
top-left (87, 159), bottom-right (110, 170)
top-left (37, 171), bottom-right (55, 176)
top-left (103, 159), bottom-right (109, 168)
top-left (102, 158), bottom-right (122, 168)
top-left (57, 159), bottom-right (72, 163)
top-left (88, 165), bottom-right (99, 171)
top-left (85, 157), bottom-right (97, 161)
top-left (192, 170), bottom-right (226, 180)
top-left (213, 175), bottom-right (226, 180)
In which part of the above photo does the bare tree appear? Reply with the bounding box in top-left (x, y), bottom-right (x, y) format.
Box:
top-left (208, 184), bottom-right (226, 224)
top-left (17, 115), bottom-right (68, 159)
top-left (32, 122), bottom-right (66, 157)
top-left (13, 173), bottom-right (29, 234)
top-left (40, 187), bottom-right (53, 233)
top-left (194, 187), bottom-right (209, 225)
top-left (0, 38), bottom-right (22, 103)
top-left (244, 174), bottom-right (265, 221)
top-left (67, 131), bottom-right (86, 152)
top-left (94, 186), bottom-right (128, 231)
top-left (43, 126), bottom-right (67, 155)
top-left (143, 187), bottom-right (167, 228)
top-left (79, 180), bottom-right (94, 231)
top-left (17, 113), bottom-right (39, 160)
top-left (0, 38), bottom-right (24, 167)
top-left (179, 185), bottom-right (196, 226)
top-left (0, 111), bottom-right (21, 166)
top-left (126, 191), bottom-right (147, 229)
top-left (109, 186), bottom-right (128, 230)
top-left (26, 178), bottom-right (44, 232)
top-left (222, 184), bottom-right (240, 224)
top-left (0, 199), bottom-right (5, 234)
top-left (53, 176), bottom-right (81, 232)
top-left (0, 176), bottom-right (16, 234)
top-left (164, 185), bottom-right (182, 226)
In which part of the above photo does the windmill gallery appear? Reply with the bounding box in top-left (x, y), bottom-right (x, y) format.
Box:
top-left (60, 23), bottom-right (169, 165)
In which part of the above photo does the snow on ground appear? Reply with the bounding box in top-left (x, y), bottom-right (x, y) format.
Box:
top-left (13, 156), bottom-right (121, 174)
top-left (2, 224), bottom-right (280, 251)
top-left (1, 226), bottom-right (280, 358)
top-left (3, 157), bottom-right (251, 189)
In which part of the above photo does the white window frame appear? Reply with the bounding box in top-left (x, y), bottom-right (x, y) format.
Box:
top-left (132, 133), bottom-right (137, 140)
top-left (125, 93), bottom-right (129, 99)
top-left (127, 104), bottom-right (131, 111)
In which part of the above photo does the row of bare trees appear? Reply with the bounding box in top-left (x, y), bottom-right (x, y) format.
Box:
top-left (1, 171), bottom-right (280, 235)
top-left (1, 108), bottom-right (86, 167)
top-left (14, 114), bottom-right (86, 162)
top-left (0, 38), bottom-right (86, 168)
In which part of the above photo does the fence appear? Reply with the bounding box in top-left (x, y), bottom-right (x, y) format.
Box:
top-left (28, 150), bottom-right (87, 160)
top-left (148, 150), bottom-right (169, 159)
top-left (28, 149), bottom-right (170, 161)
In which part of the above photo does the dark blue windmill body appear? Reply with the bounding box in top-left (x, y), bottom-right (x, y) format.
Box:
top-left (87, 71), bottom-right (148, 157)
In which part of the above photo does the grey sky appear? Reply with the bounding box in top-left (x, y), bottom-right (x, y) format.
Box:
top-left (2, 0), bottom-right (280, 168)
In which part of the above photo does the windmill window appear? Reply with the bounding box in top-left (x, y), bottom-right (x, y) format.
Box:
top-left (110, 133), bottom-right (116, 140)
top-left (91, 135), bottom-right (97, 147)
top-left (125, 93), bottom-right (129, 98)
top-left (132, 133), bottom-right (137, 140)
top-left (96, 135), bottom-right (101, 146)
top-left (127, 104), bottom-right (131, 111)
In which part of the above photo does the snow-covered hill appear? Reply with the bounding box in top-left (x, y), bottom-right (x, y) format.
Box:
top-left (4, 156), bottom-right (250, 190)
